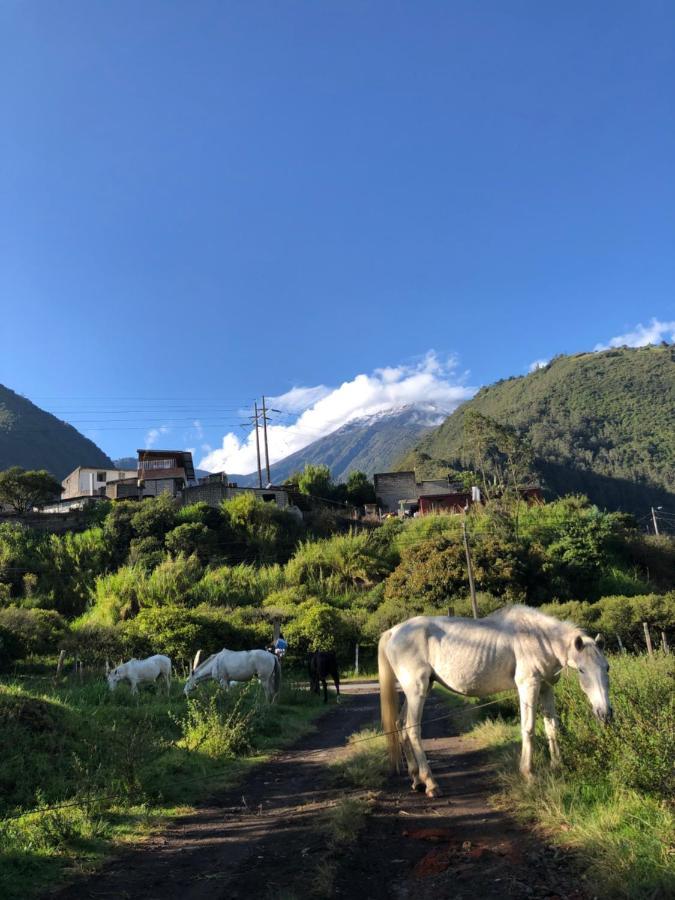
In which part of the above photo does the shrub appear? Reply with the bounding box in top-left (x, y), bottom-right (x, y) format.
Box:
top-left (66, 622), bottom-right (128, 665)
top-left (130, 493), bottom-right (177, 540)
top-left (555, 653), bottom-right (674, 799)
top-left (221, 493), bottom-right (303, 564)
top-left (142, 553), bottom-right (202, 607)
top-left (286, 531), bottom-right (394, 594)
top-left (88, 565), bottom-right (147, 625)
top-left (285, 600), bottom-right (355, 654)
top-left (192, 564), bottom-right (283, 608)
top-left (124, 606), bottom-right (207, 663)
top-left (179, 687), bottom-right (256, 758)
top-left (165, 523), bottom-right (212, 562)
top-left (0, 608), bottom-right (68, 657)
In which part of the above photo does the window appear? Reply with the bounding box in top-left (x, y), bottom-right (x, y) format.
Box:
top-left (97, 472), bottom-right (106, 482)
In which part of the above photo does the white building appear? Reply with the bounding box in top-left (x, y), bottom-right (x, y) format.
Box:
top-left (61, 466), bottom-right (136, 500)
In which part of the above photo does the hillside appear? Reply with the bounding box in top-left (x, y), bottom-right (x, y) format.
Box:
top-left (0, 384), bottom-right (114, 480)
top-left (398, 345), bottom-right (675, 516)
top-left (232, 404), bottom-right (441, 486)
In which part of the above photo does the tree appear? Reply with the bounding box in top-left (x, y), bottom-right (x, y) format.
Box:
top-left (345, 471), bottom-right (376, 507)
top-left (298, 464), bottom-right (333, 499)
top-left (0, 467), bottom-right (62, 513)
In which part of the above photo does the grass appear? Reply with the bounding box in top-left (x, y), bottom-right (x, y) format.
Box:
top-left (446, 653), bottom-right (675, 899)
top-left (0, 673), bottom-right (328, 899)
top-left (329, 727), bottom-right (388, 788)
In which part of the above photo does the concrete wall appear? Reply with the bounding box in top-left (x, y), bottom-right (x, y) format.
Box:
top-left (181, 482), bottom-right (290, 509)
top-left (373, 471), bottom-right (418, 513)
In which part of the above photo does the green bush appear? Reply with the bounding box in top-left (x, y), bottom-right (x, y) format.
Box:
top-left (0, 608), bottom-right (68, 657)
top-left (165, 523), bottom-right (212, 562)
top-left (66, 623), bottom-right (128, 665)
top-left (555, 653), bottom-right (674, 799)
top-left (286, 531), bottom-right (393, 594)
top-left (88, 565), bottom-right (147, 625)
top-left (192, 564), bottom-right (283, 608)
top-left (142, 553), bottom-right (202, 607)
top-left (124, 606), bottom-right (207, 663)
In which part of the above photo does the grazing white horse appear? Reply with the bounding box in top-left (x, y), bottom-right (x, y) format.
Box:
top-left (107, 655), bottom-right (172, 695)
top-left (379, 605), bottom-right (612, 798)
top-left (183, 648), bottom-right (281, 702)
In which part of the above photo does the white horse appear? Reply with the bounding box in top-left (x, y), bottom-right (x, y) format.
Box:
top-left (107, 654), bottom-right (172, 695)
top-left (379, 605), bottom-right (611, 798)
top-left (183, 648), bottom-right (281, 702)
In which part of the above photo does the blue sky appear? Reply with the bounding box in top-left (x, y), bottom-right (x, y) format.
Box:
top-left (1, 2), bottom-right (673, 472)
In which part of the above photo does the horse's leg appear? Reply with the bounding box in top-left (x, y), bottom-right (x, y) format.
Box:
top-left (322, 678), bottom-right (328, 703)
top-left (403, 685), bottom-right (439, 798)
top-left (516, 675), bottom-right (540, 780)
top-left (539, 683), bottom-right (561, 769)
top-left (398, 698), bottom-right (422, 791)
top-left (334, 673), bottom-right (340, 704)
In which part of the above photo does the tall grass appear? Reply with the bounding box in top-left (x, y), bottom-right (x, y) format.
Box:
top-left (464, 653), bottom-right (674, 898)
top-left (0, 674), bottom-right (325, 899)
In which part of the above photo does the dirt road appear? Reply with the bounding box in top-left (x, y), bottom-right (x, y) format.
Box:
top-left (50, 684), bottom-right (586, 899)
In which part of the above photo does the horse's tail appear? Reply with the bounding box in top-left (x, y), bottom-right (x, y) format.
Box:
top-left (378, 630), bottom-right (400, 773)
top-left (272, 654), bottom-right (282, 700)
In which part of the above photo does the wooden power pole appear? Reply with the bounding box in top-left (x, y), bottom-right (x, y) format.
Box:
top-left (262, 395), bottom-right (271, 485)
top-left (462, 518), bottom-right (479, 619)
top-left (253, 401), bottom-right (263, 489)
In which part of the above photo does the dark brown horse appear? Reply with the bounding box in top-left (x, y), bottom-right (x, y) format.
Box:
top-left (308, 651), bottom-right (340, 703)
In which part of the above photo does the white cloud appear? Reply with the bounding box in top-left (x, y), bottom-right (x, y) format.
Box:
top-left (192, 419), bottom-right (204, 439)
top-left (145, 425), bottom-right (170, 448)
top-left (199, 352), bottom-right (475, 475)
top-left (594, 318), bottom-right (675, 351)
top-left (528, 359), bottom-right (549, 372)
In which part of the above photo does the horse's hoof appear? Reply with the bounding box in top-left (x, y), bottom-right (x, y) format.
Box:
top-left (425, 786), bottom-right (442, 799)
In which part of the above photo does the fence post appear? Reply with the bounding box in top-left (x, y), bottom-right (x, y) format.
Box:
top-left (643, 622), bottom-right (654, 657)
top-left (616, 635), bottom-right (626, 655)
top-left (354, 642), bottom-right (359, 676)
top-left (462, 519), bottom-right (478, 619)
top-left (661, 631), bottom-right (669, 654)
top-left (55, 649), bottom-right (66, 679)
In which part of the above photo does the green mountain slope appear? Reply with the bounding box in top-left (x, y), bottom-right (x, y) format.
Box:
top-left (0, 384), bottom-right (114, 480)
top-left (398, 345), bottom-right (675, 516)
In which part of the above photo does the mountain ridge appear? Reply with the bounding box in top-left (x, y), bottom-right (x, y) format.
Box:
top-left (397, 345), bottom-right (675, 516)
top-left (229, 404), bottom-right (442, 486)
top-left (0, 384), bottom-right (114, 480)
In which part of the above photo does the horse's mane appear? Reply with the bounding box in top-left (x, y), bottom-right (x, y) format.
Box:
top-left (194, 652), bottom-right (218, 674)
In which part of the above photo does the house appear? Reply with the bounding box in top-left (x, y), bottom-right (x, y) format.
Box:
top-left (181, 471), bottom-right (291, 509)
top-left (374, 471), bottom-right (466, 515)
top-left (106, 449), bottom-right (196, 500)
top-left (61, 466), bottom-right (136, 501)
top-left (374, 470), bottom-right (543, 517)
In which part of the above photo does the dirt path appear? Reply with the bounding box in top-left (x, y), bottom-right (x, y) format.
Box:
top-left (50, 685), bottom-right (586, 900)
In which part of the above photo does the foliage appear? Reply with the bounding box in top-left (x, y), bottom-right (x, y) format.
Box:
top-left (285, 531), bottom-right (394, 594)
top-left (124, 606), bottom-right (208, 662)
top-left (0, 467), bottom-right (62, 513)
top-left (220, 493), bottom-right (303, 564)
top-left (0, 608), bottom-right (67, 657)
top-left (284, 600), bottom-right (355, 653)
top-left (344, 470), bottom-right (376, 506)
top-left (297, 463), bottom-right (333, 498)
top-left (401, 344), bottom-right (675, 517)
top-left (192, 563), bottom-right (283, 608)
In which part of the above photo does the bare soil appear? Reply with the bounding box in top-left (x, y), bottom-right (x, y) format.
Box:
top-left (49, 684), bottom-right (587, 900)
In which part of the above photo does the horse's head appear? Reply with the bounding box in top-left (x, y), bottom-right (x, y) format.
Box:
top-left (107, 668), bottom-right (122, 691)
top-left (568, 633), bottom-right (612, 724)
top-left (183, 674), bottom-right (196, 697)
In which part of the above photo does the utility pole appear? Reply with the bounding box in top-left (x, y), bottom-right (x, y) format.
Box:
top-left (262, 395), bottom-right (271, 485)
top-left (651, 506), bottom-right (660, 536)
top-left (253, 402), bottom-right (263, 488)
top-left (462, 517), bottom-right (479, 619)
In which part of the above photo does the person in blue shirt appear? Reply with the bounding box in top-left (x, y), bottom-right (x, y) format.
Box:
top-left (273, 633), bottom-right (288, 658)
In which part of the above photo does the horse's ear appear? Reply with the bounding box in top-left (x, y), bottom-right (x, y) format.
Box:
top-left (594, 633), bottom-right (605, 650)
top-left (574, 635), bottom-right (584, 652)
